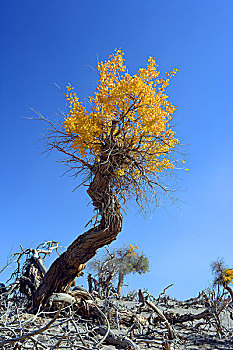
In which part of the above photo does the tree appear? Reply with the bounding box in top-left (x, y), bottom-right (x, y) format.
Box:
top-left (115, 244), bottom-right (149, 298)
top-left (211, 258), bottom-right (233, 302)
top-left (88, 244), bottom-right (149, 298)
top-left (33, 49), bottom-right (182, 309)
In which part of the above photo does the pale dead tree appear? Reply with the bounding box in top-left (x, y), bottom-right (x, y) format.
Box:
top-left (1, 241), bottom-right (61, 301)
top-left (30, 49), bottom-right (183, 310)
top-left (87, 249), bottom-right (116, 297)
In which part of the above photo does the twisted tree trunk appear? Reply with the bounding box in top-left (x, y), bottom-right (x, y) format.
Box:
top-left (33, 169), bottom-right (123, 310)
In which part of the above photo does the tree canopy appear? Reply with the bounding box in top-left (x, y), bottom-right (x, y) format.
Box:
top-left (211, 259), bottom-right (233, 286)
top-left (45, 49), bottom-right (181, 212)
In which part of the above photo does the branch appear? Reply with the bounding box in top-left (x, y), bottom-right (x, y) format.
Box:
top-left (96, 326), bottom-right (141, 350)
top-left (0, 304), bottom-right (63, 346)
top-left (48, 293), bottom-right (76, 307)
top-left (145, 300), bottom-right (175, 340)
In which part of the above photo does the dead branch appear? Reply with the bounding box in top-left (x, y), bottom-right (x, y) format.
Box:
top-left (158, 284), bottom-right (174, 302)
top-left (164, 308), bottom-right (211, 324)
top-left (0, 304), bottom-right (62, 346)
top-left (48, 293), bottom-right (76, 307)
top-left (97, 326), bottom-right (141, 350)
top-left (145, 300), bottom-right (176, 340)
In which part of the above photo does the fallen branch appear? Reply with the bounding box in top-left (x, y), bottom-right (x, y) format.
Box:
top-left (164, 308), bottom-right (211, 325)
top-left (145, 299), bottom-right (175, 340)
top-left (97, 326), bottom-right (141, 350)
top-left (48, 292), bottom-right (76, 307)
top-left (0, 304), bottom-right (63, 346)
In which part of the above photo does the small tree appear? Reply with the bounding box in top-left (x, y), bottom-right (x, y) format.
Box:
top-left (32, 49), bottom-right (182, 309)
top-left (211, 258), bottom-right (233, 302)
top-left (88, 245), bottom-right (149, 298)
top-left (115, 245), bottom-right (149, 298)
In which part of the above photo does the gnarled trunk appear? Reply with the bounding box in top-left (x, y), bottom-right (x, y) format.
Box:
top-left (33, 170), bottom-right (122, 310)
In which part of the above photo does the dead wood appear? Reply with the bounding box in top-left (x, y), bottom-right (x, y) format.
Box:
top-left (0, 304), bottom-right (62, 346)
top-left (2, 243), bottom-right (233, 349)
top-left (157, 284), bottom-right (174, 303)
top-left (1, 285), bottom-right (233, 350)
top-left (163, 308), bottom-right (211, 324)
top-left (145, 300), bottom-right (175, 340)
top-left (97, 326), bottom-right (141, 350)
top-left (48, 292), bottom-right (76, 307)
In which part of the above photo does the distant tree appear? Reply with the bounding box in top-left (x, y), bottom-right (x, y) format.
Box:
top-left (33, 49), bottom-right (182, 309)
top-left (88, 244), bottom-right (149, 298)
top-left (211, 258), bottom-right (233, 302)
top-left (115, 245), bottom-right (149, 298)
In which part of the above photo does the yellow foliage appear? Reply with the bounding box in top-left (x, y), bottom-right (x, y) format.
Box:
top-left (63, 49), bottom-right (180, 178)
top-left (127, 244), bottom-right (139, 256)
top-left (224, 269), bottom-right (233, 284)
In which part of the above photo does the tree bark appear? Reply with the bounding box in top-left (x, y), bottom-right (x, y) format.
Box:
top-left (88, 274), bottom-right (93, 294)
top-left (117, 272), bottom-right (124, 299)
top-left (33, 169), bottom-right (123, 310)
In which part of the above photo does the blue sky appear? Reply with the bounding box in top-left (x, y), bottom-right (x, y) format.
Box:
top-left (0, 0), bottom-right (232, 299)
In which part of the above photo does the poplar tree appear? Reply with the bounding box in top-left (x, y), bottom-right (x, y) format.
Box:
top-left (33, 49), bottom-right (182, 309)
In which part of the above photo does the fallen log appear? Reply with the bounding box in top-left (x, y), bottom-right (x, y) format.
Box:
top-left (164, 309), bottom-right (211, 325)
top-left (97, 326), bottom-right (141, 350)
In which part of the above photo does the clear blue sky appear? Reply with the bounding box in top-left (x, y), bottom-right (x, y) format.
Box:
top-left (0, 0), bottom-right (232, 300)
